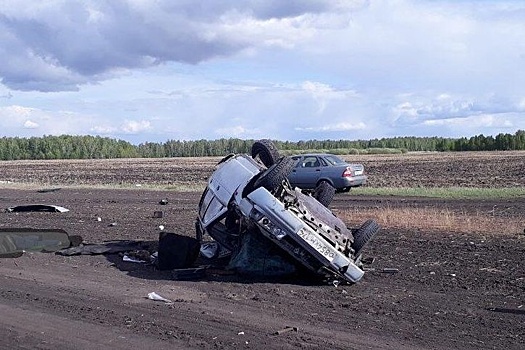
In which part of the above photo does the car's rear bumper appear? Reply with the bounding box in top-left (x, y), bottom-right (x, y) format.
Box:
top-left (336, 175), bottom-right (367, 189)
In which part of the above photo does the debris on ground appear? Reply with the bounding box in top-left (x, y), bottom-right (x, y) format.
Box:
top-left (56, 240), bottom-right (150, 256)
top-left (156, 232), bottom-right (200, 271)
top-left (274, 326), bottom-right (298, 335)
top-left (36, 188), bottom-right (62, 193)
top-left (147, 292), bottom-right (173, 304)
top-left (6, 204), bottom-right (70, 213)
top-left (0, 228), bottom-right (74, 257)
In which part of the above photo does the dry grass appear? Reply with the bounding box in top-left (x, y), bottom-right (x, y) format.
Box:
top-left (339, 206), bottom-right (524, 236)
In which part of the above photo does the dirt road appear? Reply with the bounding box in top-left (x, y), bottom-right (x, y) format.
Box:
top-left (1, 188), bottom-right (523, 349)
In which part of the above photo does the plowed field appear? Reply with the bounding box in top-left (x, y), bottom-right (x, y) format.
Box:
top-left (0, 151), bottom-right (524, 349)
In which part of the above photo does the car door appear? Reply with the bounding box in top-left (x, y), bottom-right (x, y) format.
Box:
top-left (289, 155), bottom-right (322, 189)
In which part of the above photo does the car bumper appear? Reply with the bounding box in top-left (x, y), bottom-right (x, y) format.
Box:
top-left (336, 175), bottom-right (367, 188)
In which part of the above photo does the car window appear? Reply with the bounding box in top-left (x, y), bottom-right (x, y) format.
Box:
top-left (323, 155), bottom-right (345, 165)
top-left (301, 156), bottom-right (320, 168)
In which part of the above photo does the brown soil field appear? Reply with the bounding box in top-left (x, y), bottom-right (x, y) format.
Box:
top-left (1, 150), bottom-right (524, 189)
top-left (0, 151), bottom-right (524, 349)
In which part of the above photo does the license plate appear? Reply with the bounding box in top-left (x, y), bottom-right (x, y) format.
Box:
top-left (297, 229), bottom-right (335, 261)
top-left (354, 170), bottom-right (363, 175)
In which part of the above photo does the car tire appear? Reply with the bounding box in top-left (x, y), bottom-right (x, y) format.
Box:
top-left (253, 156), bottom-right (295, 192)
top-left (351, 219), bottom-right (380, 256)
top-left (251, 139), bottom-right (280, 168)
top-left (313, 181), bottom-right (336, 208)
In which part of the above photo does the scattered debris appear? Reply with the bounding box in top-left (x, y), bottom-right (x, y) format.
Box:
top-left (1, 228), bottom-right (73, 257)
top-left (147, 292), bottom-right (173, 304)
top-left (108, 222), bottom-right (117, 227)
top-left (159, 199), bottom-right (169, 205)
top-left (6, 204), bottom-right (69, 213)
top-left (153, 210), bottom-right (163, 218)
top-left (97, 217), bottom-right (102, 222)
top-left (200, 242), bottom-right (219, 258)
top-left (157, 232), bottom-right (200, 271)
top-left (171, 267), bottom-right (207, 280)
top-left (123, 250), bottom-right (154, 263)
top-left (37, 188), bottom-right (62, 193)
top-left (487, 307), bottom-right (525, 315)
top-left (382, 268), bottom-right (399, 274)
top-left (159, 225), bottom-right (165, 231)
top-left (274, 326), bottom-right (298, 335)
top-left (56, 240), bottom-right (149, 256)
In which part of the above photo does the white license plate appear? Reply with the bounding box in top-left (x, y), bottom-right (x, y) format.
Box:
top-left (297, 229), bottom-right (335, 261)
top-left (354, 170), bottom-right (363, 175)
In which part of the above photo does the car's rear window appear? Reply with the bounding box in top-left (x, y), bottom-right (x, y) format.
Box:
top-left (323, 155), bottom-right (345, 165)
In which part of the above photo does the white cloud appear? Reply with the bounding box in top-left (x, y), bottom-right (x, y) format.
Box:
top-left (121, 120), bottom-right (152, 134)
top-left (423, 114), bottom-right (514, 128)
top-left (23, 120), bottom-right (39, 129)
top-left (296, 121), bottom-right (366, 132)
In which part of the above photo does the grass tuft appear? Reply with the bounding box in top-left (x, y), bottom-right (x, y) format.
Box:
top-left (339, 205), bottom-right (523, 236)
top-left (350, 186), bottom-right (525, 199)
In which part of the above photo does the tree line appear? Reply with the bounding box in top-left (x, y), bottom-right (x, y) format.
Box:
top-left (0, 130), bottom-right (524, 160)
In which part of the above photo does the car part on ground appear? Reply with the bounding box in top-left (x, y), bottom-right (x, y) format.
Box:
top-left (196, 147), bottom-right (380, 284)
top-left (6, 204), bottom-right (70, 213)
top-left (288, 153), bottom-right (367, 192)
top-left (1, 228), bottom-right (73, 257)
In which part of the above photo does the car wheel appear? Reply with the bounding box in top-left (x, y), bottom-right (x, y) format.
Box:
top-left (251, 139), bottom-right (280, 168)
top-left (351, 219), bottom-right (380, 256)
top-left (253, 156), bottom-right (295, 192)
top-left (313, 181), bottom-right (336, 208)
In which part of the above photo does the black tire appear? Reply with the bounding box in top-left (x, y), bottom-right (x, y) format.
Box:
top-left (251, 139), bottom-right (280, 168)
top-left (351, 219), bottom-right (380, 256)
top-left (253, 156), bottom-right (295, 192)
top-left (313, 180), bottom-right (336, 208)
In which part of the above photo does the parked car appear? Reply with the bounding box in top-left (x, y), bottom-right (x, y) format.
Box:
top-left (196, 147), bottom-right (380, 284)
top-left (288, 153), bottom-right (367, 193)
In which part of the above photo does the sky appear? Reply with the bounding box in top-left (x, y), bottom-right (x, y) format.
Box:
top-left (1, 0), bottom-right (524, 144)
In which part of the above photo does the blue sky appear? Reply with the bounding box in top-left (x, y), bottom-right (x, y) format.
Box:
top-left (1, 0), bottom-right (524, 144)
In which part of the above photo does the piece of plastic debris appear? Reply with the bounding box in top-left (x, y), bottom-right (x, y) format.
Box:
top-left (6, 204), bottom-right (69, 213)
top-left (147, 292), bottom-right (173, 304)
top-left (450, 273), bottom-right (457, 277)
top-left (200, 242), bottom-right (219, 258)
top-left (159, 199), bottom-right (168, 205)
top-left (274, 326), bottom-right (298, 335)
top-left (382, 268), bottom-right (399, 274)
top-left (108, 222), bottom-right (117, 227)
top-left (159, 225), bottom-right (165, 231)
top-left (332, 280), bottom-right (340, 287)
top-left (97, 217), bottom-right (102, 222)
top-left (238, 331), bottom-right (245, 335)
top-left (123, 255), bottom-right (147, 263)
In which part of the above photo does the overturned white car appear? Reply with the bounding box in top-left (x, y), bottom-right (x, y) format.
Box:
top-left (196, 143), bottom-right (379, 283)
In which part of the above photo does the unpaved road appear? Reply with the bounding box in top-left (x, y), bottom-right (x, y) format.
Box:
top-left (1, 187), bottom-right (524, 349)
